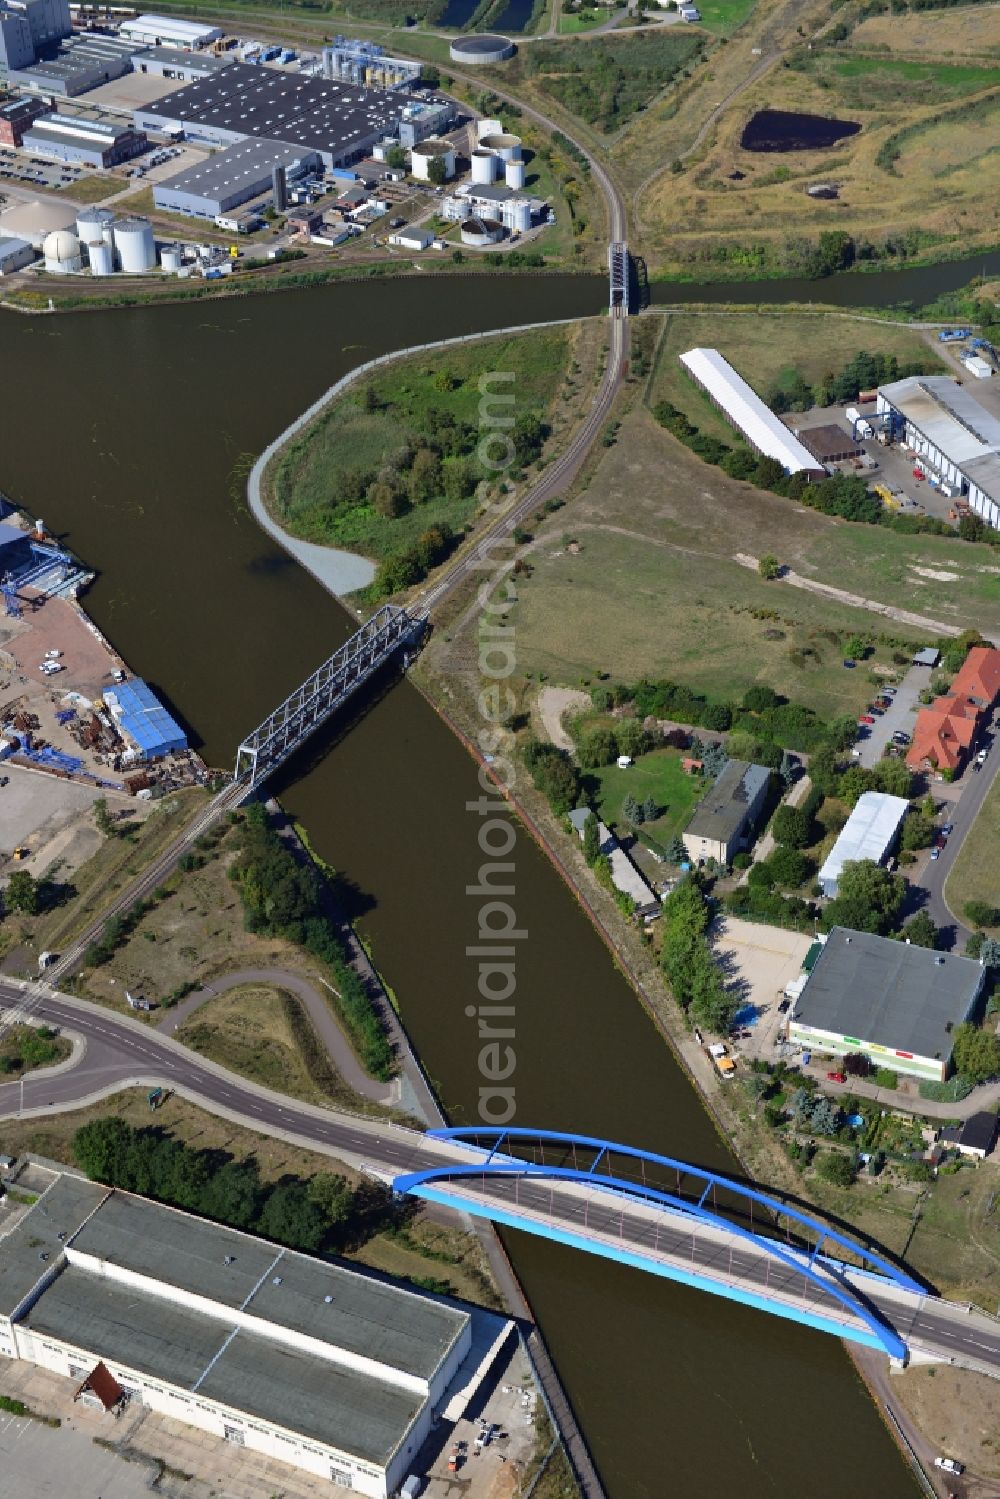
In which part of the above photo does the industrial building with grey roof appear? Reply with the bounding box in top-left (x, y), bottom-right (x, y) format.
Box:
top-left (788, 927), bottom-right (986, 1082)
top-left (133, 61), bottom-right (427, 168)
top-left (0, 1175), bottom-right (500, 1497)
top-left (683, 759), bottom-right (771, 865)
top-left (877, 375), bottom-right (1000, 529)
top-left (153, 136), bottom-right (321, 218)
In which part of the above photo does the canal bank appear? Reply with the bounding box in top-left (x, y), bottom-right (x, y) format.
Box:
top-left (0, 273), bottom-right (925, 1499)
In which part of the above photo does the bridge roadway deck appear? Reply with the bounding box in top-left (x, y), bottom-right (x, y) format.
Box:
top-left (2, 983), bottom-right (999, 1377)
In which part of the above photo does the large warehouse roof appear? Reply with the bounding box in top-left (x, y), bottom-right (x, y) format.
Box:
top-left (136, 62), bottom-right (420, 158)
top-left (818, 790), bottom-right (908, 895)
top-left (879, 375), bottom-right (1000, 503)
top-left (155, 136), bottom-right (318, 207)
top-left (120, 13), bottom-right (223, 46)
top-left (792, 927), bottom-right (983, 1063)
top-left (679, 347), bottom-right (824, 474)
top-left (0, 1176), bottom-right (108, 1318)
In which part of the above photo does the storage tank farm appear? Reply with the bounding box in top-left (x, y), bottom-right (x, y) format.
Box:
top-left (160, 245), bottom-right (182, 273)
top-left (76, 207), bottom-right (114, 244)
top-left (480, 132), bottom-right (521, 162)
top-left (471, 149), bottom-right (499, 185)
top-left (113, 217), bottom-right (156, 273)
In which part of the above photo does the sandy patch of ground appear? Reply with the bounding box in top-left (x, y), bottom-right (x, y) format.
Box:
top-left (891, 1364), bottom-right (1000, 1488)
top-left (536, 686), bottom-right (590, 751)
top-left (912, 566), bottom-right (961, 582)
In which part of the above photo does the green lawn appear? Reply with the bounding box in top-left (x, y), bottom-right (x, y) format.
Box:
top-left (945, 773), bottom-right (1000, 932)
top-left (558, 8), bottom-right (605, 31)
top-left (692, 0), bottom-right (757, 35)
top-left (590, 747), bottom-right (702, 842)
top-left (504, 31), bottom-right (704, 133)
top-left (801, 52), bottom-right (1000, 107)
top-left (267, 327), bottom-right (569, 560)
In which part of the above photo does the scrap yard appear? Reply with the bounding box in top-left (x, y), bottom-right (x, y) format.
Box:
top-left (0, 504), bottom-right (211, 871)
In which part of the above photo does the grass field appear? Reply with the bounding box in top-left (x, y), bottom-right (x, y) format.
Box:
top-left (796, 51), bottom-right (1000, 107)
top-left (176, 983), bottom-right (347, 1107)
top-left (0, 1026), bottom-right (72, 1077)
top-left (65, 174), bottom-right (123, 203)
top-left (557, 8), bottom-right (604, 32)
top-left (850, 7), bottom-right (1000, 59)
top-left (945, 774), bottom-right (1000, 933)
top-left (267, 327), bottom-right (571, 559)
top-left (693, 0), bottom-right (758, 33)
top-left (590, 747), bottom-right (702, 842)
top-left (894, 1366), bottom-right (1000, 1481)
top-left (647, 309), bottom-right (942, 430)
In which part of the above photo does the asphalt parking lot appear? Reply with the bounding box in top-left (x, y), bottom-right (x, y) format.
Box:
top-left (0, 147), bottom-right (83, 193)
top-left (0, 1411), bottom-right (156, 1498)
top-left (856, 661), bottom-right (929, 767)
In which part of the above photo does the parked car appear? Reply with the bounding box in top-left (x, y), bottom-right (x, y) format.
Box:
top-left (859, 714), bottom-right (875, 725)
top-left (826, 1071), bottom-right (846, 1083)
top-left (930, 848), bottom-right (941, 860)
top-left (842, 659), bottom-right (856, 669)
top-left (940, 823), bottom-right (953, 836)
top-left (891, 731), bottom-right (911, 746)
top-left (934, 1457), bottom-right (964, 1476)
top-left (881, 686), bottom-right (897, 696)
top-left (975, 748), bottom-right (988, 766)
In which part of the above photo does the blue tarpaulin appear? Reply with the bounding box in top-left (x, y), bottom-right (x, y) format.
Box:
top-left (110, 680), bottom-right (187, 759)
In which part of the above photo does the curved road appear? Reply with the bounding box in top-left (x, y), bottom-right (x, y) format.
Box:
top-left (155, 966), bottom-right (397, 1107)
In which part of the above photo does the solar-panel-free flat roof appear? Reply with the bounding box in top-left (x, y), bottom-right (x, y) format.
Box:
top-left (792, 927), bottom-right (983, 1062)
top-left (137, 62), bottom-right (420, 156)
top-left (0, 1175), bottom-right (108, 1318)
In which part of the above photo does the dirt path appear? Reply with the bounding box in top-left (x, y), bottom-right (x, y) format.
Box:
top-left (733, 553), bottom-right (964, 638)
top-left (156, 966), bottom-right (398, 1108)
top-left (537, 686), bottom-right (591, 749)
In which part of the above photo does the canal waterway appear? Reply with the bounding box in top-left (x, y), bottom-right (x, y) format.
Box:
top-left (0, 265), bottom-right (947, 1498)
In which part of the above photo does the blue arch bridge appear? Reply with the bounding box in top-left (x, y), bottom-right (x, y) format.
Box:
top-left (394, 1129), bottom-right (1000, 1373)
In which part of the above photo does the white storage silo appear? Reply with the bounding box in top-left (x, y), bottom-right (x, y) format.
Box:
top-left (114, 217), bottom-right (156, 274)
top-left (481, 132), bottom-right (521, 163)
top-left (477, 118), bottom-right (503, 141)
top-left (471, 149), bottom-right (499, 185)
top-left (88, 240), bottom-right (114, 276)
top-left (507, 198), bottom-right (531, 234)
top-left (505, 158), bottom-right (526, 190)
top-left (76, 207), bottom-right (115, 244)
top-left (160, 245), bottom-right (182, 273)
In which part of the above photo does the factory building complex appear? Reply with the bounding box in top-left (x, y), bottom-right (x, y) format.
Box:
top-left (788, 928), bottom-right (986, 1083)
top-left (877, 375), bottom-right (1000, 529)
top-left (0, 1176), bottom-right (510, 1497)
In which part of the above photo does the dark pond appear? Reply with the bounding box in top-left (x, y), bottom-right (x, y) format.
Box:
top-left (489, 0), bottom-right (537, 33)
top-left (436, 0), bottom-right (482, 29)
top-left (741, 108), bottom-right (861, 152)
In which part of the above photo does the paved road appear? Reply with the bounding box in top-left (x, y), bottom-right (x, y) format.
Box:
top-left (4, 979), bottom-right (1000, 1377)
top-left (155, 966), bottom-right (397, 1108)
top-left (911, 716), bottom-right (1000, 946)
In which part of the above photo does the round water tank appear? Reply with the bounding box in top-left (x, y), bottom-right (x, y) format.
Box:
top-left (505, 158), bottom-right (526, 190)
top-left (409, 139), bottom-right (455, 182)
top-left (507, 198), bottom-right (531, 234)
top-left (450, 34), bottom-right (514, 64)
top-left (471, 149), bottom-right (499, 185)
top-left (480, 132), bottom-right (521, 162)
top-left (88, 240), bottom-right (114, 276)
top-left (460, 216), bottom-right (504, 247)
top-left (76, 207), bottom-right (114, 243)
top-left (113, 217), bottom-right (156, 274)
top-left (160, 244), bottom-right (182, 273)
top-left (42, 229), bottom-right (81, 273)
top-left (476, 118), bottom-right (503, 141)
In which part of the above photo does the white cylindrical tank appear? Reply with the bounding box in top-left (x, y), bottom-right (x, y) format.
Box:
top-left (88, 240), bottom-right (114, 276)
top-left (42, 229), bottom-right (81, 274)
top-left (101, 221), bottom-right (115, 251)
top-left (409, 140), bottom-right (456, 182)
top-left (477, 118), bottom-right (503, 141)
top-left (113, 217), bottom-right (156, 273)
top-left (471, 149), bottom-right (499, 185)
top-left (505, 158), bottom-right (526, 190)
top-left (76, 207), bottom-right (114, 243)
top-left (160, 245), bottom-right (182, 273)
top-left (481, 132), bottom-right (521, 162)
top-left (460, 216), bottom-right (504, 247)
top-left (507, 198), bottom-right (531, 233)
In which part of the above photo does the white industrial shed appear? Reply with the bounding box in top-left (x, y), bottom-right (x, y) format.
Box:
top-left (818, 790), bottom-right (909, 898)
top-left (877, 376), bottom-right (1000, 529)
top-left (679, 347), bottom-right (825, 476)
top-left (0, 1177), bottom-right (509, 1498)
top-left (119, 13), bottom-right (222, 49)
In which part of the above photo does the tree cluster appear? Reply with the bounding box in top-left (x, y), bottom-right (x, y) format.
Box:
top-left (521, 737), bottom-right (582, 816)
top-left (821, 859), bottom-right (906, 936)
top-left (231, 806), bottom-right (392, 1079)
top-left (72, 1118), bottom-right (393, 1253)
top-left (659, 879), bottom-right (738, 1033)
top-left (767, 350), bottom-right (935, 414)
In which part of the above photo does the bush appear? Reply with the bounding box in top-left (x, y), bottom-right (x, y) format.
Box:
top-left (919, 1075), bottom-right (974, 1102)
top-left (874, 1067), bottom-right (898, 1089)
top-left (816, 1151), bottom-right (854, 1187)
top-left (965, 900), bottom-right (1000, 928)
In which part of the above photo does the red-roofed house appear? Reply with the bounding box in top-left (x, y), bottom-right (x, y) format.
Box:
top-left (906, 646), bottom-right (1000, 773)
top-left (951, 645), bottom-right (1000, 709)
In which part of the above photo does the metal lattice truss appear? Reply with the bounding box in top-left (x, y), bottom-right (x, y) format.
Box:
top-left (235, 604), bottom-right (418, 788)
top-left (608, 242), bottom-right (630, 315)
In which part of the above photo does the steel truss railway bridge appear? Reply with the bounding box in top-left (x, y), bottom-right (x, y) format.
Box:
top-left (395, 1129), bottom-right (1000, 1369)
top-left (233, 603), bottom-right (424, 792)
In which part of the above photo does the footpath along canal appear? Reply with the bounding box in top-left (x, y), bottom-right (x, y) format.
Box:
top-left (2, 262), bottom-right (970, 1498)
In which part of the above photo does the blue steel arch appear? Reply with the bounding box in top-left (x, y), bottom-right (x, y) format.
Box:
top-left (394, 1128), bottom-right (921, 1361)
